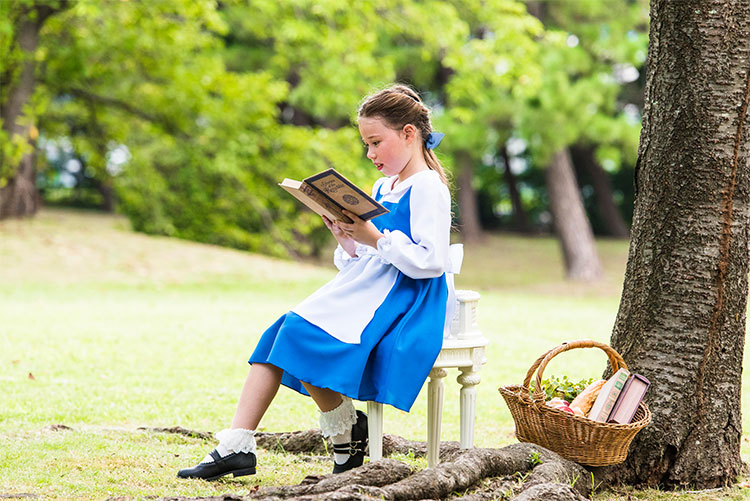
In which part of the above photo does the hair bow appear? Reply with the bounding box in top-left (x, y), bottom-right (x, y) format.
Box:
top-left (424, 132), bottom-right (444, 150)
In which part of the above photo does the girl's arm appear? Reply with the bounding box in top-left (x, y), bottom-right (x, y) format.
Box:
top-left (330, 176), bottom-right (387, 269)
top-left (374, 177), bottom-right (451, 279)
top-left (323, 216), bottom-right (358, 272)
top-left (323, 215), bottom-right (357, 257)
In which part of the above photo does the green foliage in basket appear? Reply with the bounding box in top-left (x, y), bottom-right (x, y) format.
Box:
top-left (529, 375), bottom-right (596, 402)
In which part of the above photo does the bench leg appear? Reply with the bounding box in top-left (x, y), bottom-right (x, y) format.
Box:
top-left (367, 401), bottom-right (383, 461)
top-left (458, 367), bottom-right (481, 449)
top-left (427, 368), bottom-right (447, 468)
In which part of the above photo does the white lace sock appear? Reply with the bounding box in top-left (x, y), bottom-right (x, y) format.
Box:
top-left (200, 428), bottom-right (256, 464)
top-left (319, 397), bottom-right (357, 465)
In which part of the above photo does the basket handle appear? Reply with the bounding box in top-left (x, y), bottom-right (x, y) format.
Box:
top-left (522, 339), bottom-right (628, 401)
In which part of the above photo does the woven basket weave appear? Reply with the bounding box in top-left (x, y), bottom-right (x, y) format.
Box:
top-left (498, 339), bottom-right (651, 466)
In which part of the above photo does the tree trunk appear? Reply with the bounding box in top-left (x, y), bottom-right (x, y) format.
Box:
top-left (0, 151), bottom-right (40, 218)
top-left (97, 179), bottom-right (116, 212)
top-left (0, 2), bottom-right (67, 219)
top-left (500, 145), bottom-right (532, 233)
top-left (456, 150), bottom-right (483, 244)
top-left (545, 148), bottom-right (603, 281)
top-left (570, 144), bottom-right (630, 238)
top-left (604, 0), bottom-right (750, 488)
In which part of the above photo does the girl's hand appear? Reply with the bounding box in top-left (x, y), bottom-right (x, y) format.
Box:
top-left (322, 215), bottom-right (357, 257)
top-left (336, 210), bottom-right (384, 249)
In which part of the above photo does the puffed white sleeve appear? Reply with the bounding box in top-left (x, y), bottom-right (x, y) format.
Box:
top-left (376, 175), bottom-right (451, 279)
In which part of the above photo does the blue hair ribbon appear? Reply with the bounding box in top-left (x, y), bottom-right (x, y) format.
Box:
top-left (425, 132), bottom-right (444, 150)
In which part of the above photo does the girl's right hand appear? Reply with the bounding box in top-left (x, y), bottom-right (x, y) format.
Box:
top-left (322, 215), bottom-right (357, 257)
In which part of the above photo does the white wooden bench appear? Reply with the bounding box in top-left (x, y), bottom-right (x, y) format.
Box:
top-left (366, 289), bottom-right (488, 467)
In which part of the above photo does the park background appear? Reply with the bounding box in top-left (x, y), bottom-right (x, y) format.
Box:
top-left (2, 0), bottom-right (748, 499)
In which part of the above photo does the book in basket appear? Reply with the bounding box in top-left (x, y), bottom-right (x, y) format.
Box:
top-left (279, 168), bottom-right (388, 224)
top-left (588, 368), bottom-right (630, 422)
top-left (608, 374), bottom-right (651, 425)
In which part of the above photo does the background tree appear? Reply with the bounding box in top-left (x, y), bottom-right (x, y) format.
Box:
top-left (519, 0), bottom-right (647, 280)
top-left (0, 0), bottom-right (70, 218)
top-left (1, 0), bottom-right (649, 271)
top-left (605, 0), bottom-right (749, 488)
top-left (221, 0), bottom-right (543, 246)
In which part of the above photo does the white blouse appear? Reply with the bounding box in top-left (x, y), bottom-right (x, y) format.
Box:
top-left (294, 170), bottom-right (460, 344)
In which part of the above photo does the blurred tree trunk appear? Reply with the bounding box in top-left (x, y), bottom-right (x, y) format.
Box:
top-left (570, 144), bottom-right (630, 238)
top-left (85, 102), bottom-right (116, 213)
top-left (604, 0), bottom-right (749, 488)
top-left (0, 1), bottom-right (68, 219)
top-left (545, 148), bottom-right (602, 280)
top-left (98, 180), bottom-right (115, 212)
top-left (500, 145), bottom-right (532, 232)
top-left (456, 150), bottom-right (483, 243)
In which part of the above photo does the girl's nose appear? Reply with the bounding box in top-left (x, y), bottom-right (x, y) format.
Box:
top-left (367, 148), bottom-right (376, 160)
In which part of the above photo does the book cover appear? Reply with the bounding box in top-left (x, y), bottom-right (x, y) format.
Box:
top-left (607, 374), bottom-right (651, 425)
top-left (588, 368), bottom-right (630, 422)
top-left (279, 168), bottom-right (388, 224)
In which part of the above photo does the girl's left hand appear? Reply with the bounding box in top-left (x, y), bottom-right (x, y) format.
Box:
top-left (337, 210), bottom-right (384, 248)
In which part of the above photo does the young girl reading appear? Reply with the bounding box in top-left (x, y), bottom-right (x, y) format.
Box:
top-left (178, 84), bottom-right (458, 480)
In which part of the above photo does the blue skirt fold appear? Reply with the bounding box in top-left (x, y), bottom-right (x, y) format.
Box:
top-left (249, 273), bottom-right (447, 412)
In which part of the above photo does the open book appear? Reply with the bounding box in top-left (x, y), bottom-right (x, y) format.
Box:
top-left (279, 168), bottom-right (389, 224)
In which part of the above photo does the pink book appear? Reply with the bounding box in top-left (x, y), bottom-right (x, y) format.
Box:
top-left (607, 374), bottom-right (650, 424)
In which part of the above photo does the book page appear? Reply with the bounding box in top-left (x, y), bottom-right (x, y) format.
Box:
top-left (304, 169), bottom-right (388, 221)
top-left (279, 179), bottom-right (348, 222)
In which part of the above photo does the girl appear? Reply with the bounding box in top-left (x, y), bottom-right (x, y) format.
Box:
top-left (178, 84), bottom-right (457, 480)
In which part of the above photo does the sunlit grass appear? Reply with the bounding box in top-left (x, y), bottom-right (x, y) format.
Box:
top-left (0, 208), bottom-right (747, 499)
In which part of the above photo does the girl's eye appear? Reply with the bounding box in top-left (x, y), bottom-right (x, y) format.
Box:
top-left (372, 141), bottom-right (380, 146)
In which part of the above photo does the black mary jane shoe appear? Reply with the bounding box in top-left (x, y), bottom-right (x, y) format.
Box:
top-left (177, 449), bottom-right (256, 480)
top-left (332, 410), bottom-right (368, 474)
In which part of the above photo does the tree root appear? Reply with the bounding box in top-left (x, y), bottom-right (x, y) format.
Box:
top-left (145, 426), bottom-right (460, 459)
top-left (138, 426), bottom-right (213, 441)
top-left (148, 427), bottom-right (593, 500)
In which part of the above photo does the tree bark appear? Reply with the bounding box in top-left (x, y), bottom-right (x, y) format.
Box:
top-left (545, 148), bottom-right (603, 281)
top-left (605, 0), bottom-right (750, 488)
top-left (570, 145), bottom-right (630, 238)
top-left (456, 151), bottom-right (483, 244)
top-left (0, 1), bottom-right (68, 219)
top-left (500, 146), bottom-right (532, 233)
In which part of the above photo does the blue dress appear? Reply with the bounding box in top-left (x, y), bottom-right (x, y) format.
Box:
top-left (249, 170), bottom-right (454, 412)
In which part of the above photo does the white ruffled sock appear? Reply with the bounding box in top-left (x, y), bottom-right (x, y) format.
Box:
top-left (201, 428), bottom-right (256, 464)
top-left (319, 397), bottom-right (357, 465)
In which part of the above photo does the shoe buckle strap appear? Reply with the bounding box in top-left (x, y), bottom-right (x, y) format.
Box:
top-left (333, 439), bottom-right (366, 456)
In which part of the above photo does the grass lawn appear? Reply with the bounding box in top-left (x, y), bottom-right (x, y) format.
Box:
top-left (1, 208), bottom-right (748, 499)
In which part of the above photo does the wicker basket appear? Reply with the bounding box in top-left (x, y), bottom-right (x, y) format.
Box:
top-left (498, 339), bottom-right (651, 466)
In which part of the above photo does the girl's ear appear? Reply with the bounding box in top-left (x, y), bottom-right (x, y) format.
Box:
top-left (402, 124), bottom-right (417, 143)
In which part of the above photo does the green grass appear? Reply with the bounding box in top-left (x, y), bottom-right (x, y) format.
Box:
top-left (0, 208), bottom-right (748, 499)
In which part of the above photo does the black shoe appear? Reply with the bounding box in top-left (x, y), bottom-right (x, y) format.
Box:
top-left (332, 410), bottom-right (368, 474)
top-left (177, 449), bottom-right (256, 480)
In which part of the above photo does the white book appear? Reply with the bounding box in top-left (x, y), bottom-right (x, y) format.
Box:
top-left (588, 368), bottom-right (630, 422)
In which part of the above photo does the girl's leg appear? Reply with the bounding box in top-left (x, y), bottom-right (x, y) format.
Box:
top-left (178, 362), bottom-right (281, 480)
top-left (300, 381), bottom-right (343, 412)
top-left (301, 381), bottom-right (367, 473)
top-left (232, 362), bottom-right (283, 429)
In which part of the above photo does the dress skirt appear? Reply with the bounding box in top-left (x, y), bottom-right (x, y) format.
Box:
top-left (249, 271), bottom-right (447, 412)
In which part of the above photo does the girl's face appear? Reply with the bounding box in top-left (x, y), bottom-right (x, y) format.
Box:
top-left (358, 116), bottom-right (415, 178)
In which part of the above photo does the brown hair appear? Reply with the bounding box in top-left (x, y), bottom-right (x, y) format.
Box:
top-left (358, 84), bottom-right (450, 186)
